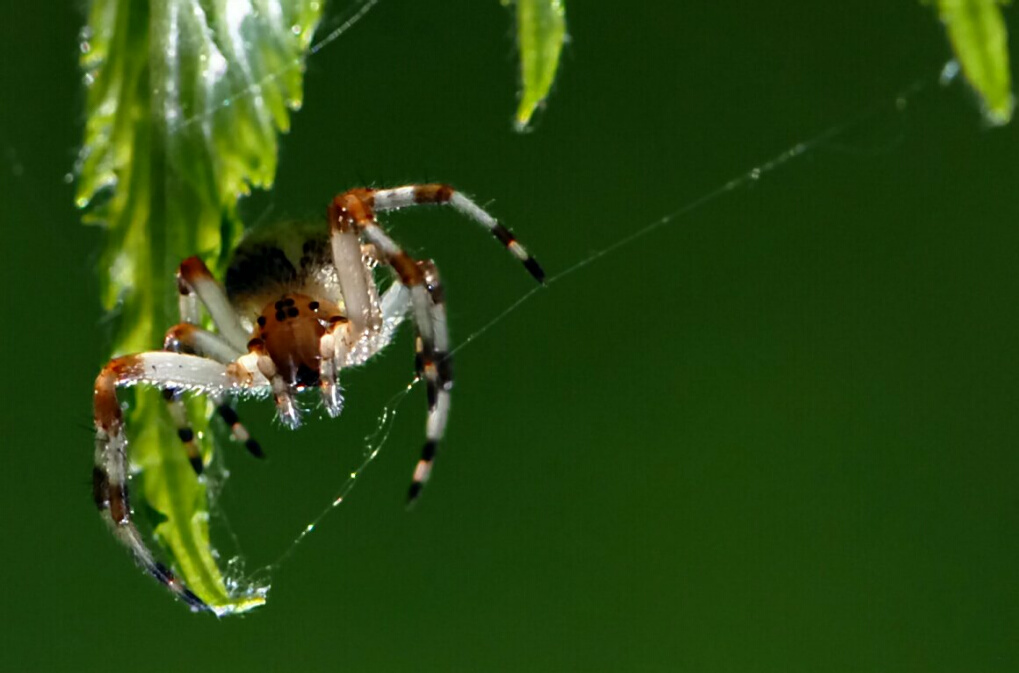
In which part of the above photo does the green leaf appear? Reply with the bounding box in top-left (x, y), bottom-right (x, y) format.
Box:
top-left (929, 0), bottom-right (1014, 125)
top-left (77, 0), bottom-right (322, 615)
top-left (507, 0), bottom-right (566, 131)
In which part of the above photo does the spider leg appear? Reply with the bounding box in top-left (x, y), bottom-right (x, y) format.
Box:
top-left (407, 260), bottom-right (452, 504)
top-left (368, 183), bottom-right (545, 283)
top-left (243, 337), bottom-right (302, 429)
top-left (163, 322), bottom-right (241, 361)
top-left (177, 269), bottom-right (201, 324)
top-left (316, 279), bottom-right (410, 419)
top-left (214, 403), bottom-right (264, 458)
top-left (328, 190), bottom-right (383, 356)
top-left (161, 324), bottom-right (264, 472)
top-left (330, 188), bottom-right (432, 339)
top-left (171, 284), bottom-right (267, 460)
top-left (318, 316), bottom-right (350, 418)
top-left (378, 280), bottom-right (411, 347)
top-left (93, 351), bottom-right (265, 611)
top-left (329, 190), bottom-right (455, 504)
top-left (176, 256), bottom-right (251, 351)
top-left (160, 387), bottom-right (205, 475)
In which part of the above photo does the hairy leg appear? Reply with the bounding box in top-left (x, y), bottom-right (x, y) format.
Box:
top-left (93, 352), bottom-right (265, 610)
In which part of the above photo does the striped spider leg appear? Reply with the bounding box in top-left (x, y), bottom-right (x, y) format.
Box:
top-left (92, 183), bottom-right (543, 610)
top-left (93, 351), bottom-right (269, 612)
top-left (327, 184), bottom-right (544, 501)
top-left (166, 257), bottom-right (270, 471)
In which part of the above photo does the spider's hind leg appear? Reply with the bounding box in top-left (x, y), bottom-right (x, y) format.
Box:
top-left (159, 390), bottom-right (266, 471)
top-left (162, 324), bottom-right (265, 471)
top-left (215, 402), bottom-right (264, 458)
top-left (161, 387), bottom-right (206, 475)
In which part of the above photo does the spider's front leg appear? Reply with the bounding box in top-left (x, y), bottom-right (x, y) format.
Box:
top-left (93, 351), bottom-right (265, 611)
top-left (367, 184), bottom-right (545, 282)
top-left (328, 189), bottom-right (384, 358)
top-left (318, 313), bottom-right (353, 418)
top-left (176, 256), bottom-right (250, 351)
top-left (408, 260), bottom-right (453, 504)
top-left (328, 191), bottom-right (456, 504)
top-left (327, 184), bottom-right (544, 504)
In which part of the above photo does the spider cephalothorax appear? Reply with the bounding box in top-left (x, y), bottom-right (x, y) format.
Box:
top-left (253, 293), bottom-right (341, 390)
top-left (92, 184), bottom-right (543, 612)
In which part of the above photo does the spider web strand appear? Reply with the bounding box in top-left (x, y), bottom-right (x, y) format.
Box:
top-left (171, 0), bottom-right (383, 133)
top-left (449, 78), bottom-right (928, 357)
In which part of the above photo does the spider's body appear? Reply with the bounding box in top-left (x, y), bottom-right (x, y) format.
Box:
top-left (224, 222), bottom-right (359, 391)
top-left (92, 185), bottom-right (543, 613)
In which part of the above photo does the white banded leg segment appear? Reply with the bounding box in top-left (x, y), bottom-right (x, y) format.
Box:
top-left (214, 401), bottom-right (264, 458)
top-left (370, 185), bottom-right (418, 211)
top-left (99, 352), bottom-right (263, 393)
top-left (357, 221), bottom-right (434, 346)
top-left (378, 282), bottom-right (411, 348)
top-left (330, 229), bottom-right (378, 338)
top-left (163, 323), bottom-right (242, 363)
top-left (161, 389), bottom-right (205, 474)
top-left (358, 220), bottom-right (401, 259)
top-left (410, 285), bottom-right (434, 345)
top-left (328, 190), bottom-right (384, 347)
top-left (177, 274), bottom-right (201, 325)
top-left (177, 257), bottom-right (251, 351)
top-left (419, 260), bottom-right (449, 354)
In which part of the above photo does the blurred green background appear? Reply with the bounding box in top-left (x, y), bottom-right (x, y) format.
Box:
top-left (2, 1), bottom-right (1018, 671)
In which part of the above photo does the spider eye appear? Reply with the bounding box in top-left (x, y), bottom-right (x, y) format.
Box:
top-left (257, 316), bottom-right (267, 327)
top-left (309, 301), bottom-right (319, 311)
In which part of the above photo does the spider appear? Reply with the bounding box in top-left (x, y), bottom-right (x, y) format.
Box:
top-left (92, 184), bottom-right (544, 612)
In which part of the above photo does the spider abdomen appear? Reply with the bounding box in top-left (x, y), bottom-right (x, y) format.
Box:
top-left (224, 221), bottom-right (373, 326)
